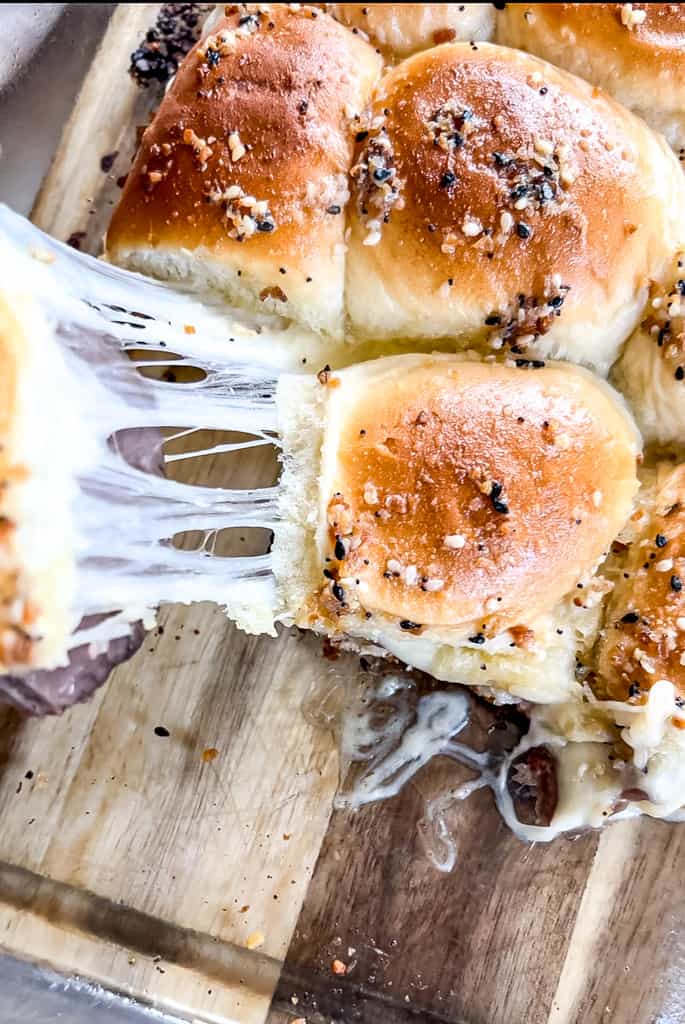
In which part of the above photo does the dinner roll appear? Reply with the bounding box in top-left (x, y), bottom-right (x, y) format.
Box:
top-left (612, 251), bottom-right (685, 446)
top-left (327, 4), bottom-right (494, 59)
top-left (106, 5), bottom-right (382, 339)
top-left (345, 42), bottom-right (685, 372)
top-left (312, 355), bottom-right (639, 630)
top-left (0, 260), bottom-right (79, 673)
top-left (275, 353), bottom-right (640, 700)
top-left (497, 4), bottom-right (685, 156)
top-left (597, 462), bottom-right (685, 703)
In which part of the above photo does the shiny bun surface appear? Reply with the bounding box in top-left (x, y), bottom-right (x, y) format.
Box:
top-left (497, 4), bottom-right (685, 153)
top-left (312, 354), bottom-right (639, 633)
top-left (327, 3), bottom-right (494, 58)
top-left (345, 43), bottom-right (685, 371)
top-left (107, 5), bottom-right (382, 338)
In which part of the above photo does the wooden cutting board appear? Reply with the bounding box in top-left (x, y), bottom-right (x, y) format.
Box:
top-left (1, 7), bottom-right (684, 1024)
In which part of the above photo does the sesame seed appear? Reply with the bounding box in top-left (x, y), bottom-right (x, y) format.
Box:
top-left (423, 578), bottom-right (445, 592)
top-left (462, 216), bottom-right (483, 237)
top-left (444, 534), bottom-right (466, 549)
top-left (655, 558), bottom-right (674, 572)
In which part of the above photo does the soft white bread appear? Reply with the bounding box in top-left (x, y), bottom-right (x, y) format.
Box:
top-left (344, 42), bottom-right (685, 373)
top-left (326, 4), bottom-right (494, 59)
top-left (274, 353), bottom-right (640, 702)
top-left (497, 4), bottom-right (685, 156)
top-left (106, 5), bottom-right (382, 340)
top-left (0, 254), bottom-right (79, 672)
top-left (612, 252), bottom-right (685, 446)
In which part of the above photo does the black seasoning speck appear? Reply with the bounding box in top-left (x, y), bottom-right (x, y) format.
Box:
top-left (676, 366), bottom-right (685, 381)
top-left (621, 611), bottom-right (640, 624)
top-left (485, 314), bottom-right (501, 326)
top-left (628, 682), bottom-right (641, 698)
top-left (66, 231), bottom-right (87, 251)
top-left (656, 534), bottom-right (668, 548)
top-left (332, 582), bottom-right (345, 603)
top-left (356, 130), bottom-right (369, 143)
top-left (334, 536), bottom-right (346, 560)
top-left (326, 204), bottom-right (342, 215)
top-left (672, 575), bottom-right (683, 592)
top-left (154, 726), bottom-right (170, 737)
top-left (399, 620), bottom-right (421, 631)
top-left (490, 482), bottom-right (509, 515)
top-left (100, 151), bottom-right (119, 173)
top-left (469, 633), bottom-right (486, 645)
top-left (440, 171), bottom-right (456, 189)
top-left (130, 4), bottom-right (206, 89)
top-left (516, 222), bottom-right (532, 240)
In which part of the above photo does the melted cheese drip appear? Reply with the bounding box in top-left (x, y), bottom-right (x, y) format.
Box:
top-left (310, 664), bottom-right (685, 870)
top-left (0, 205), bottom-right (306, 660)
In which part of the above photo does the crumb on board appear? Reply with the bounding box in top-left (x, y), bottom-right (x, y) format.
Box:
top-left (245, 930), bottom-right (265, 950)
top-left (100, 151), bottom-right (119, 172)
top-left (66, 231), bottom-right (87, 250)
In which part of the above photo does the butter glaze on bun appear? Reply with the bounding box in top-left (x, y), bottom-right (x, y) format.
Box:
top-left (316, 355), bottom-right (639, 630)
top-left (106, 5), bottom-right (382, 339)
top-left (327, 4), bottom-right (494, 59)
top-left (345, 42), bottom-right (685, 372)
top-left (497, 4), bottom-right (685, 155)
top-left (598, 463), bottom-right (685, 703)
top-left (275, 351), bottom-right (639, 638)
top-left (612, 251), bottom-right (685, 446)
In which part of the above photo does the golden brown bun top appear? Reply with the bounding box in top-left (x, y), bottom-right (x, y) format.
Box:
top-left (347, 41), bottom-right (682, 347)
top-left (320, 356), bottom-right (639, 632)
top-left (106, 6), bottom-right (381, 269)
top-left (501, 4), bottom-right (685, 77)
top-left (598, 464), bottom-right (685, 703)
top-left (327, 4), bottom-right (494, 58)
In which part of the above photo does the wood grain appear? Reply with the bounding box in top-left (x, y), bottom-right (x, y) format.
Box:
top-left (271, 701), bottom-right (597, 1024)
top-left (2, 6), bottom-right (685, 1024)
